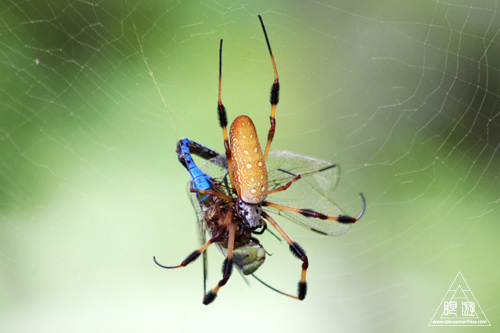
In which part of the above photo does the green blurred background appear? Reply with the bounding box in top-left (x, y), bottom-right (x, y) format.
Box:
top-left (1, 0), bottom-right (498, 332)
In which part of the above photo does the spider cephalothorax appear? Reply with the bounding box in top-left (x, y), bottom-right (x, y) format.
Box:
top-left (236, 199), bottom-right (263, 230)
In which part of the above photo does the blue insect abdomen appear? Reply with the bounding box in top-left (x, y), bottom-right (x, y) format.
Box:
top-left (176, 138), bottom-right (213, 191)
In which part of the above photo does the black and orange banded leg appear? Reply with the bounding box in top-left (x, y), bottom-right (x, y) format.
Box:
top-left (190, 188), bottom-right (235, 202)
top-left (153, 209), bottom-right (232, 271)
top-left (203, 211), bottom-right (237, 305)
top-left (263, 193), bottom-right (367, 223)
top-left (262, 211), bottom-right (308, 300)
top-left (153, 230), bottom-right (223, 270)
top-left (259, 15), bottom-right (280, 161)
top-left (217, 39), bottom-right (237, 194)
top-left (268, 173), bottom-right (302, 195)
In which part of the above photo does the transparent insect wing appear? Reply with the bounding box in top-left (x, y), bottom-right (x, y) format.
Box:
top-left (201, 150), bottom-right (340, 190)
top-left (265, 150), bottom-right (340, 193)
top-left (199, 150), bottom-right (349, 236)
top-left (264, 176), bottom-right (351, 236)
top-left (187, 181), bottom-right (209, 240)
top-left (265, 152), bottom-right (349, 235)
top-left (187, 181), bottom-right (211, 296)
top-left (200, 156), bottom-right (232, 194)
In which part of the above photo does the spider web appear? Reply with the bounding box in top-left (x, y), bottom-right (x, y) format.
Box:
top-left (1, 0), bottom-right (499, 332)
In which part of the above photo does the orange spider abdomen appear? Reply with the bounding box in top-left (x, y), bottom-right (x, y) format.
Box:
top-left (229, 115), bottom-right (268, 204)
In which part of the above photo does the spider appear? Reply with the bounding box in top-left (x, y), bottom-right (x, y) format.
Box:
top-left (154, 15), bottom-right (365, 305)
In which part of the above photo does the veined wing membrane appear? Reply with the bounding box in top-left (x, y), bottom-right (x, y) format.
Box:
top-left (266, 150), bottom-right (340, 193)
top-left (200, 150), bottom-right (349, 236)
top-left (264, 178), bottom-right (351, 236)
top-left (201, 150), bottom-right (340, 192)
top-left (187, 181), bottom-right (209, 295)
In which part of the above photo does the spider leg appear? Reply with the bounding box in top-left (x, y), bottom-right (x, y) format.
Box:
top-left (153, 227), bottom-right (225, 269)
top-left (251, 220), bottom-right (268, 235)
top-left (258, 15), bottom-right (280, 161)
top-left (217, 39), bottom-right (237, 194)
top-left (154, 200), bottom-right (235, 271)
top-left (263, 193), bottom-right (367, 223)
top-left (268, 173), bottom-right (301, 195)
top-left (262, 211), bottom-right (308, 300)
top-left (203, 210), bottom-right (236, 305)
top-left (190, 188), bottom-right (235, 202)
top-left (251, 274), bottom-right (302, 300)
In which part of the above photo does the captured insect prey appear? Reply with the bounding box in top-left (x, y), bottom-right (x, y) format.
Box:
top-left (154, 15), bottom-right (366, 305)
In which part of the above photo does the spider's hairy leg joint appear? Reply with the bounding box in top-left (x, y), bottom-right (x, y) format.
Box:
top-left (300, 208), bottom-right (328, 219)
top-left (153, 249), bottom-right (201, 269)
top-left (184, 250), bottom-right (202, 263)
top-left (298, 281), bottom-right (307, 300)
top-left (222, 258), bottom-right (234, 277)
top-left (217, 103), bottom-right (228, 128)
top-left (270, 81), bottom-right (280, 105)
top-left (203, 291), bottom-right (217, 305)
top-left (289, 242), bottom-right (307, 262)
top-left (337, 215), bottom-right (357, 223)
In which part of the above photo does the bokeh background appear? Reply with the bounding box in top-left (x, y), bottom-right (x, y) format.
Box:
top-left (1, 0), bottom-right (498, 332)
